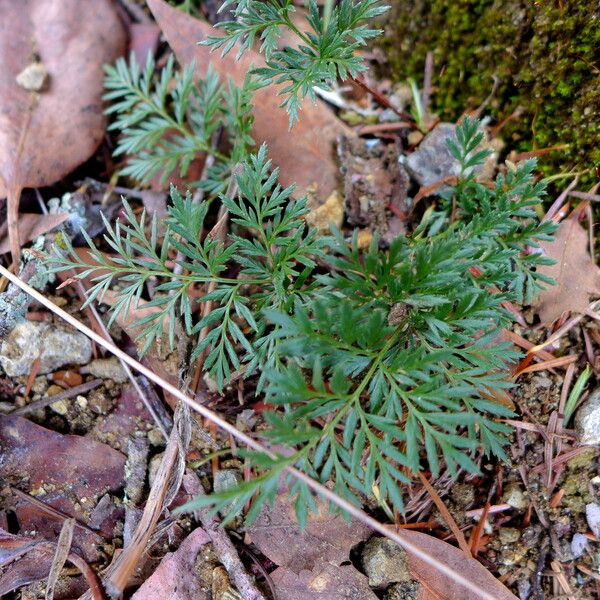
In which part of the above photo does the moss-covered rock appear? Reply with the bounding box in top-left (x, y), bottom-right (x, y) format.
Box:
top-left (384, 0), bottom-right (599, 178)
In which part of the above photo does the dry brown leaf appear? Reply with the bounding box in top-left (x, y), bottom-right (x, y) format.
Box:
top-left (146, 0), bottom-right (348, 200)
top-left (270, 563), bottom-right (378, 600)
top-left (0, 531), bottom-right (56, 597)
top-left (0, 0), bottom-right (126, 265)
top-left (395, 528), bottom-right (517, 600)
top-left (0, 213), bottom-right (68, 254)
top-left (130, 528), bottom-right (210, 600)
top-left (101, 289), bottom-right (171, 337)
top-left (535, 218), bottom-right (600, 323)
top-left (247, 492), bottom-right (516, 600)
top-left (245, 493), bottom-right (371, 572)
top-left (0, 415), bottom-right (125, 563)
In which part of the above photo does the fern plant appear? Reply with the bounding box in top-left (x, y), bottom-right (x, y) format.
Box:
top-left (52, 117), bottom-right (555, 523)
top-left (53, 146), bottom-right (321, 389)
top-left (204, 0), bottom-right (389, 125)
top-left (104, 52), bottom-right (255, 194)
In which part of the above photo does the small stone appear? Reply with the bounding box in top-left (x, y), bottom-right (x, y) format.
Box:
top-left (407, 130), bottom-right (424, 146)
top-left (571, 533), bottom-right (588, 559)
top-left (88, 388), bottom-right (113, 415)
top-left (385, 580), bottom-right (421, 600)
top-left (46, 384), bottom-right (64, 397)
top-left (450, 482), bottom-right (475, 508)
top-left (83, 357), bottom-right (128, 383)
top-left (585, 503), bottom-right (600, 538)
top-left (0, 321), bottom-right (92, 377)
top-left (214, 469), bottom-right (243, 516)
top-left (16, 62), bottom-right (49, 91)
top-left (50, 399), bottom-right (69, 416)
top-left (305, 191), bottom-right (344, 233)
top-left (147, 428), bottom-right (164, 446)
top-left (75, 395), bottom-right (88, 410)
top-left (404, 122), bottom-right (495, 188)
top-left (575, 389), bottom-right (600, 445)
top-left (31, 376), bottom-right (49, 395)
top-left (214, 469), bottom-right (243, 494)
top-left (361, 536), bottom-right (411, 588)
top-left (498, 527), bottom-right (520, 545)
top-left (502, 484), bottom-right (528, 510)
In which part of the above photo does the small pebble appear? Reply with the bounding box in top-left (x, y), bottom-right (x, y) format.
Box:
top-left (16, 62), bottom-right (49, 91)
top-left (571, 533), bottom-right (588, 558)
top-left (575, 390), bottom-right (600, 446)
top-left (147, 428), bottom-right (164, 446)
top-left (498, 527), bottom-right (520, 545)
top-left (50, 399), bottom-right (69, 416)
top-left (502, 485), bottom-right (528, 510)
top-left (585, 502), bottom-right (600, 538)
top-left (46, 384), bottom-right (64, 397)
top-left (83, 357), bottom-right (128, 384)
top-left (75, 395), bottom-right (88, 410)
top-left (361, 536), bottom-right (411, 588)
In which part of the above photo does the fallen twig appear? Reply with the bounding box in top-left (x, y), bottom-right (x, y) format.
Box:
top-left (9, 378), bottom-right (103, 416)
top-left (45, 518), bottom-right (75, 600)
top-left (106, 403), bottom-right (191, 596)
top-left (417, 472), bottom-right (471, 558)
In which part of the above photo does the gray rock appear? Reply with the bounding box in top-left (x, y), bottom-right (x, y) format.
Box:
top-left (362, 536), bottom-right (411, 588)
top-left (385, 581), bottom-right (421, 600)
top-left (571, 533), bottom-right (588, 559)
top-left (585, 502), bottom-right (600, 538)
top-left (575, 390), bottom-right (600, 445)
top-left (214, 469), bottom-right (243, 516)
top-left (83, 357), bottom-right (128, 383)
top-left (498, 527), bottom-right (521, 545)
top-left (502, 484), bottom-right (528, 510)
top-left (404, 122), bottom-right (495, 188)
top-left (214, 469), bottom-right (243, 493)
top-left (0, 321), bottom-right (92, 376)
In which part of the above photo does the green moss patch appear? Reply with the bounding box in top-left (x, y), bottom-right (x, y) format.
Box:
top-left (384, 0), bottom-right (599, 179)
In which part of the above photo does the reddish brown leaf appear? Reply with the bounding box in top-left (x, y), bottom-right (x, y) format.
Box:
top-left (0, 415), bottom-right (125, 562)
top-left (129, 22), bottom-right (162, 65)
top-left (0, 536), bottom-right (55, 597)
top-left (0, 213), bottom-right (69, 255)
top-left (270, 563), bottom-right (377, 599)
top-left (0, 0), bottom-right (126, 265)
top-left (245, 494), bottom-right (371, 572)
top-left (90, 385), bottom-right (155, 453)
top-left (247, 492), bottom-right (516, 600)
top-left (394, 528), bottom-right (517, 600)
top-left (535, 218), bottom-right (600, 323)
top-left (130, 528), bottom-right (210, 600)
top-left (146, 0), bottom-right (348, 200)
top-left (101, 289), bottom-right (171, 337)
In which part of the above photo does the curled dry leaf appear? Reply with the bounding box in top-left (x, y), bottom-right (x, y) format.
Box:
top-left (0, 0), bottom-right (126, 265)
top-left (535, 218), bottom-right (600, 324)
top-left (0, 530), bottom-right (56, 597)
top-left (146, 0), bottom-right (349, 200)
